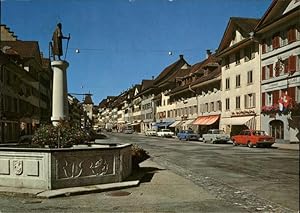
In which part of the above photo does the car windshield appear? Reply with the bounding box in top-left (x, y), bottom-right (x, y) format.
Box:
top-left (253, 130), bottom-right (267, 136)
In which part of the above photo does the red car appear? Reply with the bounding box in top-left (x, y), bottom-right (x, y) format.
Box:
top-left (231, 130), bottom-right (275, 148)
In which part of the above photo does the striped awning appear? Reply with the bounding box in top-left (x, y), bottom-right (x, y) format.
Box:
top-left (193, 115), bottom-right (219, 125)
top-left (221, 116), bottom-right (256, 130)
top-left (169, 120), bottom-right (182, 127)
top-left (182, 119), bottom-right (195, 126)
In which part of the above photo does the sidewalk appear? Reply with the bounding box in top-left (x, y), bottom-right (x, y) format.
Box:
top-left (272, 142), bottom-right (299, 151)
top-left (0, 160), bottom-right (246, 212)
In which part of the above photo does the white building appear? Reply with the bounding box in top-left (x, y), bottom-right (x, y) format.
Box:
top-left (217, 17), bottom-right (261, 136)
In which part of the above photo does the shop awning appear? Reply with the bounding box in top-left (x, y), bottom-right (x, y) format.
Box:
top-left (182, 119), bottom-right (195, 126)
top-left (153, 121), bottom-right (174, 128)
top-left (192, 115), bottom-right (219, 125)
top-left (169, 120), bottom-right (182, 127)
top-left (221, 116), bottom-right (256, 129)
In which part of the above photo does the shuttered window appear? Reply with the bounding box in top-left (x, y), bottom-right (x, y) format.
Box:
top-left (269, 64), bottom-right (273, 78)
top-left (272, 34), bottom-right (280, 49)
top-left (288, 27), bottom-right (296, 43)
top-left (273, 90), bottom-right (279, 105)
top-left (288, 55), bottom-right (297, 73)
top-left (262, 66), bottom-right (266, 80)
top-left (262, 92), bottom-right (265, 106)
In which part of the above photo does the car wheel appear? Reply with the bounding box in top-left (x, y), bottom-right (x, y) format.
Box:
top-left (247, 142), bottom-right (254, 148)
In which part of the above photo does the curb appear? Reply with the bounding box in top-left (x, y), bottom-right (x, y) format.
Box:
top-left (37, 180), bottom-right (140, 198)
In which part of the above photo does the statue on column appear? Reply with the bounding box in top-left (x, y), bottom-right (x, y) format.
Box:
top-left (50, 23), bottom-right (70, 60)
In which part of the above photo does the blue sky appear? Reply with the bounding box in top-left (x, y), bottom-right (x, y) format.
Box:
top-left (2, 0), bottom-right (271, 104)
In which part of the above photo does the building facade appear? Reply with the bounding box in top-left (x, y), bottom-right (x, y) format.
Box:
top-left (217, 17), bottom-right (261, 136)
top-left (256, 0), bottom-right (300, 143)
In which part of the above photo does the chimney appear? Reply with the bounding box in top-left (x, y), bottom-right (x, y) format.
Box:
top-left (179, 54), bottom-right (184, 59)
top-left (206, 49), bottom-right (212, 59)
top-left (152, 75), bottom-right (154, 80)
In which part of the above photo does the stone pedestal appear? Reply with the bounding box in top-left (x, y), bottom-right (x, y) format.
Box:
top-left (51, 60), bottom-right (69, 126)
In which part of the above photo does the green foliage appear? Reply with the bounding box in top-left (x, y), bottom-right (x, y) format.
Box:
top-left (131, 144), bottom-right (150, 169)
top-left (32, 121), bottom-right (90, 148)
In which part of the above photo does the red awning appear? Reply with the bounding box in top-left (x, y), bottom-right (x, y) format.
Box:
top-left (192, 115), bottom-right (219, 125)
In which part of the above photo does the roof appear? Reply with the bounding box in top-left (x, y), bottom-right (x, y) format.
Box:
top-left (98, 99), bottom-right (108, 108)
top-left (154, 55), bottom-right (190, 87)
top-left (83, 94), bottom-right (94, 105)
top-left (0, 40), bottom-right (42, 66)
top-left (168, 54), bottom-right (221, 96)
top-left (217, 17), bottom-right (260, 54)
top-left (255, 0), bottom-right (296, 32)
top-left (141, 79), bottom-right (154, 91)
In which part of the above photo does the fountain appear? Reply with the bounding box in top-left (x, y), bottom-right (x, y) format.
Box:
top-left (0, 23), bottom-right (132, 190)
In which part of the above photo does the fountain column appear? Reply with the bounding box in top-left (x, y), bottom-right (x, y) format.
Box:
top-left (51, 60), bottom-right (69, 126)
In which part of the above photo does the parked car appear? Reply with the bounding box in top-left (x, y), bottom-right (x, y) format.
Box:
top-left (177, 130), bottom-right (199, 141)
top-left (157, 129), bottom-right (174, 138)
top-left (123, 128), bottom-right (134, 134)
top-left (231, 130), bottom-right (275, 148)
top-left (145, 129), bottom-right (157, 136)
top-left (202, 129), bottom-right (230, 144)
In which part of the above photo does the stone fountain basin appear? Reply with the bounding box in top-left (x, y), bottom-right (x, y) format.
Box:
top-left (0, 143), bottom-right (132, 190)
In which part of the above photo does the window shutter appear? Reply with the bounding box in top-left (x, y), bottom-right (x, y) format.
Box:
top-left (253, 93), bottom-right (256, 107)
top-left (272, 37), bottom-right (276, 49)
top-left (288, 55), bottom-right (297, 74)
top-left (262, 92), bottom-right (265, 106)
top-left (284, 59), bottom-right (289, 73)
top-left (269, 64), bottom-right (273, 78)
top-left (276, 36), bottom-right (280, 48)
top-left (288, 28), bottom-right (296, 43)
top-left (273, 90), bottom-right (279, 105)
top-left (288, 87), bottom-right (296, 101)
top-left (262, 66), bottom-right (266, 80)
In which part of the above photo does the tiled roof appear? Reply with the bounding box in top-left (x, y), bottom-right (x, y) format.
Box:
top-left (217, 17), bottom-right (260, 53)
top-left (154, 55), bottom-right (190, 86)
top-left (255, 0), bottom-right (293, 31)
top-left (0, 40), bottom-right (42, 66)
top-left (141, 79), bottom-right (154, 91)
top-left (98, 99), bottom-right (108, 108)
top-left (168, 55), bottom-right (221, 96)
top-left (230, 17), bottom-right (260, 36)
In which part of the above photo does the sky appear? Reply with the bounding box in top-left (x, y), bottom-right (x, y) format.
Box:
top-left (1, 0), bottom-right (272, 104)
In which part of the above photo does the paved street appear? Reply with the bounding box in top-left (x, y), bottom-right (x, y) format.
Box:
top-left (107, 132), bottom-right (299, 212)
top-left (0, 133), bottom-right (298, 213)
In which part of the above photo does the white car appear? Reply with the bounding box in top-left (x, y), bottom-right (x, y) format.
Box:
top-left (157, 129), bottom-right (174, 138)
top-left (145, 129), bottom-right (157, 136)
